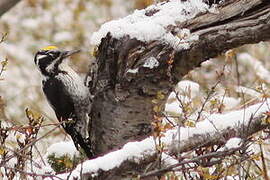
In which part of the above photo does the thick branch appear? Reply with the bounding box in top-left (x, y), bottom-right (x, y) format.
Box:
top-left (169, 114), bottom-right (268, 156)
top-left (173, 0), bottom-right (270, 78)
top-left (0, 0), bottom-right (21, 17)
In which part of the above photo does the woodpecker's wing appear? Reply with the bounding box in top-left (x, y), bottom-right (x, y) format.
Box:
top-left (42, 77), bottom-right (75, 120)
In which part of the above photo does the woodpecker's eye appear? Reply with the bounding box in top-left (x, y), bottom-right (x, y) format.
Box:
top-left (34, 50), bottom-right (62, 76)
top-left (48, 51), bottom-right (61, 59)
top-left (34, 50), bottom-right (60, 65)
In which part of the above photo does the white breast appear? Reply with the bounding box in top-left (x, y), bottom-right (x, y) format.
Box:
top-left (56, 63), bottom-right (90, 101)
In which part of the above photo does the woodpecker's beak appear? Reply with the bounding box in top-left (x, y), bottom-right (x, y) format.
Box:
top-left (62, 49), bottom-right (80, 58)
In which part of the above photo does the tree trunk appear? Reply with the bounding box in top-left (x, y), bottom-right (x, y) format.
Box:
top-left (89, 36), bottom-right (174, 155)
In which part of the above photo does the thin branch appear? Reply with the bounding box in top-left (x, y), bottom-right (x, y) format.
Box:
top-left (0, 32), bottom-right (7, 43)
top-left (2, 165), bottom-right (64, 180)
top-left (196, 80), bottom-right (220, 122)
top-left (259, 144), bottom-right (269, 180)
top-left (34, 145), bottom-right (46, 166)
top-left (0, 0), bottom-right (21, 18)
top-left (140, 144), bottom-right (247, 179)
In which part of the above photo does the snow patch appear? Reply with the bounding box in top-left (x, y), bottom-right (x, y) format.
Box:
top-left (238, 53), bottom-right (270, 84)
top-left (165, 100), bottom-right (182, 115)
top-left (217, 96), bottom-right (241, 110)
top-left (143, 57), bottom-right (159, 69)
top-left (48, 138), bottom-right (156, 179)
top-left (166, 80), bottom-right (200, 115)
top-left (225, 138), bottom-right (242, 149)
top-left (162, 153), bottom-right (179, 166)
top-left (127, 68), bottom-right (139, 73)
top-left (208, 4), bottom-right (219, 14)
top-left (46, 141), bottom-right (79, 158)
top-left (236, 86), bottom-right (261, 98)
top-left (175, 80), bottom-right (200, 98)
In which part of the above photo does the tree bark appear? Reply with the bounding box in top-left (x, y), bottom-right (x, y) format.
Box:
top-left (89, 35), bottom-right (173, 155)
top-left (87, 0), bottom-right (270, 157)
top-left (0, 0), bottom-right (21, 18)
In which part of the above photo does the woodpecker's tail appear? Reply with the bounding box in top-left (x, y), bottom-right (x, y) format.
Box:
top-left (63, 124), bottom-right (93, 158)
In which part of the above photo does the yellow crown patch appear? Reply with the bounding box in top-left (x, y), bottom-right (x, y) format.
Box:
top-left (41, 46), bottom-right (58, 50)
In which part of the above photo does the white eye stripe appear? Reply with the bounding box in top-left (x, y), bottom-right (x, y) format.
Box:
top-left (37, 54), bottom-right (48, 60)
top-left (49, 52), bottom-right (55, 56)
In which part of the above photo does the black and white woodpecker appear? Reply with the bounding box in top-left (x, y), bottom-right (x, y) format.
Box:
top-left (34, 46), bottom-right (92, 157)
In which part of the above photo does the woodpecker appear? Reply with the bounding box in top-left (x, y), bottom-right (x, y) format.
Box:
top-left (34, 46), bottom-right (92, 157)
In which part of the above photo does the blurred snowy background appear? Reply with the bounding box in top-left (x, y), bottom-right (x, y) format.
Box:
top-left (0, 0), bottom-right (270, 160)
top-left (0, 0), bottom-right (138, 152)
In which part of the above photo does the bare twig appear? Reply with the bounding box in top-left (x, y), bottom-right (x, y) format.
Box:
top-left (259, 144), bottom-right (269, 180)
top-left (34, 145), bottom-right (46, 166)
top-left (140, 144), bottom-right (247, 179)
top-left (0, 32), bottom-right (7, 43)
top-left (234, 53), bottom-right (241, 87)
top-left (1, 123), bottom-right (63, 166)
top-left (2, 165), bottom-right (64, 180)
top-left (2, 146), bottom-right (41, 168)
top-left (196, 80), bottom-right (220, 122)
top-left (0, 58), bottom-right (8, 77)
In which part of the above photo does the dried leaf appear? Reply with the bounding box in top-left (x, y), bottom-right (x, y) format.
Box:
top-left (25, 108), bottom-right (42, 122)
top-left (1, 59), bottom-right (8, 67)
top-left (0, 147), bottom-right (6, 155)
top-left (184, 120), bottom-right (196, 127)
top-left (151, 99), bottom-right (159, 104)
top-left (167, 58), bottom-right (174, 65)
top-left (164, 123), bottom-right (173, 130)
top-left (251, 153), bottom-right (261, 161)
top-left (153, 105), bottom-right (162, 113)
top-left (225, 49), bottom-right (236, 64)
top-left (156, 91), bottom-right (165, 100)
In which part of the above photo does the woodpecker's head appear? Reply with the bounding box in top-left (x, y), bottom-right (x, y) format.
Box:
top-left (34, 46), bottom-right (80, 77)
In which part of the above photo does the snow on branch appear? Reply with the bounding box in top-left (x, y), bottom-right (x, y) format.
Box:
top-left (50, 99), bottom-right (270, 179)
top-left (91, 0), bottom-right (270, 53)
top-left (91, 0), bottom-right (209, 49)
top-left (91, 0), bottom-right (270, 83)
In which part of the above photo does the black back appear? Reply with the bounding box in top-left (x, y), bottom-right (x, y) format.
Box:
top-left (42, 77), bottom-right (75, 120)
